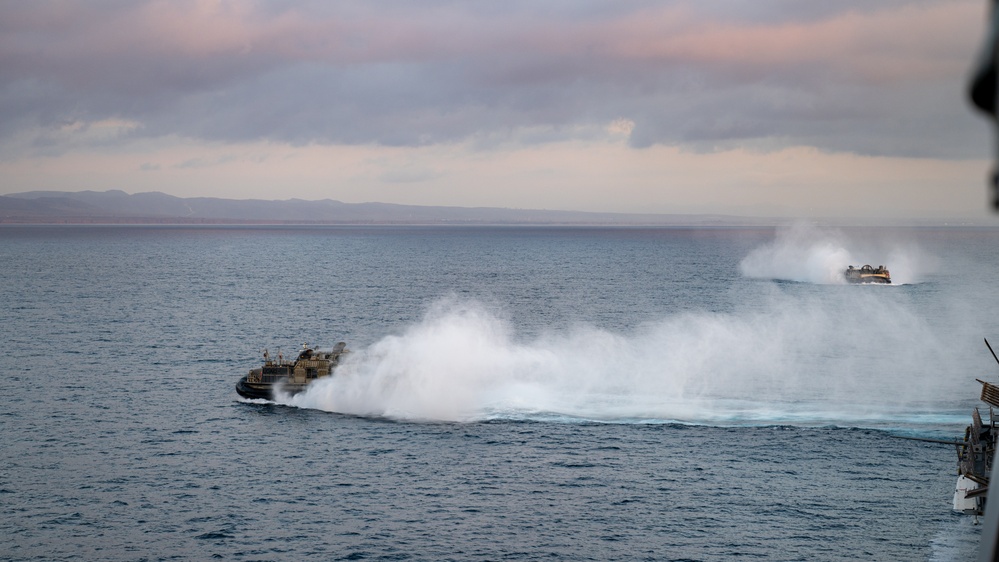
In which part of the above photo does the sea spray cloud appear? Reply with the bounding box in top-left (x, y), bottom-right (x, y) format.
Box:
top-left (291, 298), bottom-right (529, 420)
top-left (289, 290), bottom-right (956, 425)
top-left (739, 223), bottom-right (854, 283)
top-left (883, 243), bottom-right (939, 285)
top-left (739, 222), bottom-right (934, 284)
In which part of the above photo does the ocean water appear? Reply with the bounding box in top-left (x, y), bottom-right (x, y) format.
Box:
top-left (2, 223), bottom-right (999, 561)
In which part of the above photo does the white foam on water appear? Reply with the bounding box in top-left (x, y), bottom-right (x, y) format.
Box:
top-left (927, 515), bottom-right (982, 562)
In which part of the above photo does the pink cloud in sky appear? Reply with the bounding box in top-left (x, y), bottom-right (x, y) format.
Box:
top-left (2, 1), bottom-right (976, 79)
top-left (0, 0), bottom-right (991, 218)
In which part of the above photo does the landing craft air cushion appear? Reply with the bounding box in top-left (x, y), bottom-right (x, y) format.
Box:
top-left (844, 265), bottom-right (891, 284)
top-left (236, 342), bottom-right (347, 400)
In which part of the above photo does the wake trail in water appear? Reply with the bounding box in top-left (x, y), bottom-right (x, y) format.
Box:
top-left (739, 222), bottom-right (935, 285)
top-left (286, 291), bottom-right (974, 427)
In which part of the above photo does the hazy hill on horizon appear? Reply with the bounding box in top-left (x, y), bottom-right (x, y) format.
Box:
top-left (0, 190), bottom-right (767, 226)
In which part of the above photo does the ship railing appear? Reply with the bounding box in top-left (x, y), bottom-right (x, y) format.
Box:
top-left (982, 380), bottom-right (999, 408)
top-left (975, 409), bottom-right (984, 443)
top-left (263, 359), bottom-right (296, 368)
top-left (296, 359), bottom-right (332, 369)
top-left (246, 371), bottom-right (295, 383)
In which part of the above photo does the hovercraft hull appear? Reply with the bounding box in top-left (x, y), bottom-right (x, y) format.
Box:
top-left (235, 375), bottom-right (309, 401)
top-left (846, 276), bottom-right (891, 284)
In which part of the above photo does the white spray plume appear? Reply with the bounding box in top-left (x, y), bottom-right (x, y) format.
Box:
top-left (739, 222), bottom-right (935, 285)
top-left (287, 292), bottom-right (967, 426)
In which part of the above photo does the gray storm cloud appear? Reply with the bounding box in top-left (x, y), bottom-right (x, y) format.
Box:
top-left (0, 0), bottom-right (985, 158)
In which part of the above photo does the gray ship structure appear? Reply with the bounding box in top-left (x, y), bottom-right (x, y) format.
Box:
top-left (236, 342), bottom-right (347, 400)
top-left (952, 339), bottom-right (999, 517)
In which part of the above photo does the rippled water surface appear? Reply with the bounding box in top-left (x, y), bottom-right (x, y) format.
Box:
top-left (2, 224), bottom-right (999, 561)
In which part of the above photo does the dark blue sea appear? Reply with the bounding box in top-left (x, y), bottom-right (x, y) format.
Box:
top-left (3, 223), bottom-right (999, 561)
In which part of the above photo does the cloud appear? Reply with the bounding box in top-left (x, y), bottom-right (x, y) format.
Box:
top-left (0, 1), bottom-right (988, 159)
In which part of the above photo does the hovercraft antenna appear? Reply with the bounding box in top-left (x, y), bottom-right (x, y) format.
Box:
top-left (986, 338), bottom-right (999, 368)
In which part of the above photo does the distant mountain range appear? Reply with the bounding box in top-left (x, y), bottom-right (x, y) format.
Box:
top-left (0, 190), bottom-right (767, 226)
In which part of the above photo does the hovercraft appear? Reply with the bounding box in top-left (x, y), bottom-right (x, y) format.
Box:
top-left (844, 265), bottom-right (891, 284)
top-left (236, 342), bottom-right (347, 400)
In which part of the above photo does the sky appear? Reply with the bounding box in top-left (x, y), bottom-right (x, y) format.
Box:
top-left (0, 0), bottom-right (996, 219)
